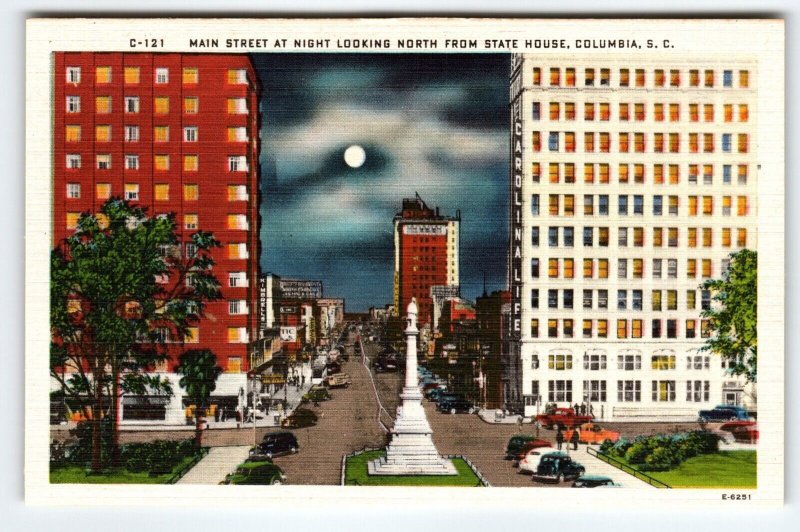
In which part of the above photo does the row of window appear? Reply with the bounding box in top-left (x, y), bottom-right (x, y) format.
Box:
top-left (532, 194), bottom-right (750, 217)
top-left (530, 318), bottom-right (711, 340)
top-left (533, 101), bottom-right (749, 123)
top-left (64, 152), bottom-right (249, 172)
top-left (535, 162), bottom-right (750, 186)
top-left (66, 66), bottom-right (249, 86)
top-left (65, 95), bottom-right (248, 115)
top-left (533, 131), bottom-right (750, 154)
top-left (63, 124), bottom-right (249, 143)
top-left (534, 226), bottom-right (749, 248)
top-left (534, 379), bottom-right (712, 404)
top-left (65, 182), bottom-right (247, 202)
top-left (531, 353), bottom-right (711, 371)
top-left (534, 288), bottom-right (712, 312)
top-left (531, 67), bottom-right (749, 89)
top-left (532, 256), bottom-right (733, 280)
top-left (66, 209), bottom-right (249, 232)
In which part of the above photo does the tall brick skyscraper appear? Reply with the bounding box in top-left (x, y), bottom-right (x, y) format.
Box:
top-left (393, 195), bottom-right (460, 327)
top-left (53, 53), bottom-right (261, 422)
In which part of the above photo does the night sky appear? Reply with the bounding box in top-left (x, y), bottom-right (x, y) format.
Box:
top-left (254, 54), bottom-right (510, 311)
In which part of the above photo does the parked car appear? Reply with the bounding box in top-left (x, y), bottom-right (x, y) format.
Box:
top-left (572, 475), bottom-right (622, 488)
top-left (698, 405), bottom-right (752, 423)
top-left (517, 442), bottom-right (555, 473)
top-left (532, 452), bottom-right (586, 483)
top-left (301, 385), bottom-right (332, 403)
top-left (535, 407), bottom-right (594, 430)
top-left (505, 435), bottom-right (538, 459)
top-left (424, 385), bottom-right (447, 400)
top-left (438, 398), bottom-right (475, 414)
top-left (435, 393), bottom-right (464, 408)
top-left (250, 432), bottom-right (299, 459)
top-left (222, 460), bottom-right (286, 485)
top-left (719, 420), bottom-right (759, 443)
top-left (373, 357), bottom-right (398, 373)
top-left (323, 373), bottom-right (351, 389)
top-left (511, 439), bottom-right (553, 464)
top-left (563, 423), bottom-right (620, 445)
top-left (281, 408), bottom-right (318, 429)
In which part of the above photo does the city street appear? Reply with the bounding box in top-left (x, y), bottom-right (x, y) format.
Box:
top-left (51, 335), bottom-right (706, 486)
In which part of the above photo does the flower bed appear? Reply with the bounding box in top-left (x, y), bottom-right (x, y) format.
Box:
top-left (598, 430), bottom-right (720, 472)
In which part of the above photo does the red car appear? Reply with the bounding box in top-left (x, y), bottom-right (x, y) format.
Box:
top-left (719, 421), bottom-right (759, 444)
top-left (535, 408), bottom-right (594, 429)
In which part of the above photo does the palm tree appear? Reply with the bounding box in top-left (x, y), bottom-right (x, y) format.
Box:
top-left (176, 349), bottom-right (223, 448)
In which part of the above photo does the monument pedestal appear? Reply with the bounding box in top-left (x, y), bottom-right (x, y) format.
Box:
top-left (368, 388), bottom-right (457, 476)
top-left (368, 299), bottom-right (456, 476)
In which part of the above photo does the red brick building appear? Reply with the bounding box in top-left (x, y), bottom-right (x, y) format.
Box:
top-left (393, 195), bottom-right (460, 326)
top-left (53, 52), bottom-right (261, 378)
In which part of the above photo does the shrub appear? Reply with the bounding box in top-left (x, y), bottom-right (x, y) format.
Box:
top-left (598, 439), bottom-right (615, 455)
top-left (120, 439), bottom-right (196, 474)
top-left (624, 442), bottom-right (650, 465)
top-left (641, 446), bottom-right (679, 471)
top-left (65, 418), bottom-right (114, 467)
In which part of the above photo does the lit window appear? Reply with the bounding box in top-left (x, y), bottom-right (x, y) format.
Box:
top-left (227, 243), bottom-right (248, 260)
top-left (619, 68), bottom-right (629, 87)
top-left (227, 98), bottom-right (248, 114)
top-left (123, 66), bottom-right (140, 84)
top-left (184, 184), bottom-right (198, 201)
top-left (95, 125), bottom-right (111, 142)
top-left (154, 155), bottom-right (169, 171)
top-left (66, 212), bottom-right (80, 230)
top-left (184, 97), bottom-right (198, 114)
top-left (124, 183), bottom-right (139, 200)
top-left (227, 214), bottom-right (248, 230)
top-left (95, 66), bottom-right (111, 83)
top-left (183, 155), bottom-right (198, 172)
top-left (739, 70), bottom-right (750, 88)
top-left (184, 214), bottom-right (198, 230)
top-left (64, 125), bottom-right (81, 142)
top-left (95, 96), bottom-right (111, 114)
top-left (154, 184), bottom-right (169, 201)
top-left (154, 97), bottom-right (169, 114)
top-left (182, 67), bottom-right (199, 84)
top-left (585, 68), bottom-right (595, 86)
top-left (227, 69), bottom-right (248, 84)
top-left (154, 126), bottom-right (169, 142)
top-left (549, 68), bottom-right (560, 86)
top-left (96, 183), bottom-right (111, 199)
top-left (532, 67), bottom-right (541, 85)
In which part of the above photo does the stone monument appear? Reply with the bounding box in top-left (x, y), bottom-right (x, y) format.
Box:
top-left (368, 298), bottom-right (457, 475)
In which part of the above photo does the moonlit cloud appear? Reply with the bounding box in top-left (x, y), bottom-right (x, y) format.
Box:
top-left (255, 54), bottom-right (509, 310)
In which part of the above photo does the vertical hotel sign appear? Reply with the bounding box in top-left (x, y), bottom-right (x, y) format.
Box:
top-left (509, 54), bottom-right (524, 340)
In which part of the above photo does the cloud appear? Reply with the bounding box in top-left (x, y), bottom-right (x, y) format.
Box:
top-left (256, 54), bottom-right (509, 310)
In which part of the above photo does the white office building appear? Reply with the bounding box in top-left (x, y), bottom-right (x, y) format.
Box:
top-left (506, 54), bottom-right (757, 421)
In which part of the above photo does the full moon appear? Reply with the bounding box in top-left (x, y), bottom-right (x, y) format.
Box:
top-left (343, 145), bottom-right (367, 168)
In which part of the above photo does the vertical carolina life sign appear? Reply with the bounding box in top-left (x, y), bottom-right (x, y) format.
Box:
top-left (510, 109), bottom-right (523, 338)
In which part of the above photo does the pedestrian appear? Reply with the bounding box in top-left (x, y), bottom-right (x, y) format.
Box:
top-left (214, 405), bottom-right (220, 423)
top-left (573, 402), bottom-right (580, 414)
top-left (301, 375), bottom-right (306, 386)
top-left (571, 427), bottom-right (580, 450)
top-left (556, 428), bottom-right (564, 451)
top-left (589, 404), bottom-right (594, 417)
top-left (580, 403), bottom-right (586, 416)
top-left (517, 415), bottom-right (523, 432)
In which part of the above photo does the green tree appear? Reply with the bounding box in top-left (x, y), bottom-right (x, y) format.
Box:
top-left (50, 199), bottom-right (221, 472)
top-left (701, 249), bottom-right (757, 382)
top-left (176, 349), bottom-right (223, 448)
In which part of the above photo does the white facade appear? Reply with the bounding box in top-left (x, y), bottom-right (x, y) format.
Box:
top-left (508, 55), bottom-right (757, 421)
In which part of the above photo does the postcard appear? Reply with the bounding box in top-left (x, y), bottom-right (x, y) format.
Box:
top-left (25, 18), bottom-right (784, 508)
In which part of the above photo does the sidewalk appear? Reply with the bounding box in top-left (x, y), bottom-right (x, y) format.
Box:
top-left (177, 445), bottom-right (252, 484)
top-left (117, 378), bottom-right (316, 432)
top-left (574, 444), bottom-right (657, 489)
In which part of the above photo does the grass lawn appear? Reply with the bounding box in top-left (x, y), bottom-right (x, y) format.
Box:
top-left (646, 451), bottom-right (757, 489)
top-left (50, 454), bottom-right (201, 485)
top-left (344, 450), bottom-right (484, 487)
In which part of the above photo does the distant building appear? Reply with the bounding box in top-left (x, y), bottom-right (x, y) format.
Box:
top-left (476, 290), bottom-right (511, 409)
top-left (280, 279), bottom-right (323, 300)
top-left (393, 194), bottom-right (460, 326)
top-left (429, 284), bottom-right (461, 332)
